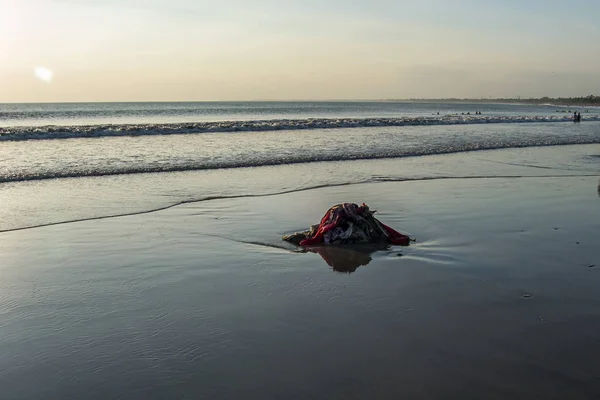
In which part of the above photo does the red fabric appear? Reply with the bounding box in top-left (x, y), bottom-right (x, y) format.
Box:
top-left (298, 203), bottom-right (410, 246)
top-left (299, 204), bottom-right (364, 246)
top-left (380, 223), bottom-right (411, 246)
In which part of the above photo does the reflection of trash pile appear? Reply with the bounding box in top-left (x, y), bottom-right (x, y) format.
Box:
top-left (283, 203), bottom-right (412, 246)
top-left (305, 246), bottom-right (375, 274)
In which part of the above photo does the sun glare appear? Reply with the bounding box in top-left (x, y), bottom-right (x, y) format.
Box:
top-left (34, 67), bottom-right (53, 82)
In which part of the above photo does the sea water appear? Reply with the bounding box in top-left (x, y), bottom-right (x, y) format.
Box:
top-left (0, 101), bottom-right (599, 232)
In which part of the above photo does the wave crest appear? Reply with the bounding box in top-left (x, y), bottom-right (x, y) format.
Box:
top-left (0, 115), bottom-right (592, 141)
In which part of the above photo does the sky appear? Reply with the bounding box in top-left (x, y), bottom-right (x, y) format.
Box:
top-left (2, 0), bottom-right (600, 102)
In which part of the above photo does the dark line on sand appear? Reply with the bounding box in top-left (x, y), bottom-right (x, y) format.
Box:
top-left (0, 174), bottom-right (597, 235)
top-left (477, 158), bottom-right (598, 172)
top-left (0, 181), bottom-right (363, 234)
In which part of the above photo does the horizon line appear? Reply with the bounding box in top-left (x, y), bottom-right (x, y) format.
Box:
top-left (1, 96), bottom-right (599, 105)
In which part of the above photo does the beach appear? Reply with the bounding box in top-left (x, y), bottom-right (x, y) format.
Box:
top-left (6, 0), bottom-right (600, 395)
top-left (1, 101), bottom-right (599, 399)
top-left (1, 170), bottom-right (600, 399)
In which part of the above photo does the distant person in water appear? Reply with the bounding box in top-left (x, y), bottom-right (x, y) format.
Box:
top-left (577, 112), bottom-right (581, 122)
top-left (574, 111), bottom-right (578, 122)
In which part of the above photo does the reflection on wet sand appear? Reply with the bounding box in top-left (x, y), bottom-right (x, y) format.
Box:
top-left (304, 244), bottom-right (391, 273)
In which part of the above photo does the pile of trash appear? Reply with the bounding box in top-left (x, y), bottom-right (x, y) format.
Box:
top-left (283, 203), bottom-right (412, 246)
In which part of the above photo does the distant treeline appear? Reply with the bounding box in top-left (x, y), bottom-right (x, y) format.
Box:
top-left (407, 95), bottom-right (600, 106)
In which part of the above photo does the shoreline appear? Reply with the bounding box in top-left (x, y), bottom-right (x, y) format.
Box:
top-left (2, 143), bottom-right (598, 234)
top-left (2, 173), bottom-right (599, 235)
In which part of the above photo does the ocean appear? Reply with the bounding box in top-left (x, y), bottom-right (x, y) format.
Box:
top-left (1, 101), bottom-right (600, 399)
top-left (1, 101), bottom-right (599, 232)
top-left (1, 100), bottom-right (595, 128)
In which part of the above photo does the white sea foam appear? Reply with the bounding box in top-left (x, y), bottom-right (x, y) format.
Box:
top-left (1, 119), bottom-right (599, 184)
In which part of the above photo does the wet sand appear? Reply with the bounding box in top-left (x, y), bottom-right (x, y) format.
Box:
top-left (1, 176), bottom-right (599, 399)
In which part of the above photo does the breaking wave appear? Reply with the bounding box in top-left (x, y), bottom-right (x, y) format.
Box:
top-left (0, 115), bottom-right (593, 141)
top-left (2, 139), bottom-right (600, 184)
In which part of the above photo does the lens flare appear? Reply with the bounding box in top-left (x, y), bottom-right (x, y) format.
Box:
top-left (34, 67), bottom-right (53, 82)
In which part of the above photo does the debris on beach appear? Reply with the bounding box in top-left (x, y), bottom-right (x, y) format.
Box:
top-left (283, 203), bottom-right (412, 247)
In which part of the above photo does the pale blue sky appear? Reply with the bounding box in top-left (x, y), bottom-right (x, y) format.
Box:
top-left (2, 0), bottom-right (599, 101)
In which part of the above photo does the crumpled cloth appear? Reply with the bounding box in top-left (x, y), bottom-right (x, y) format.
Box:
top-left (283, 203), bottom-right (411, 246)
